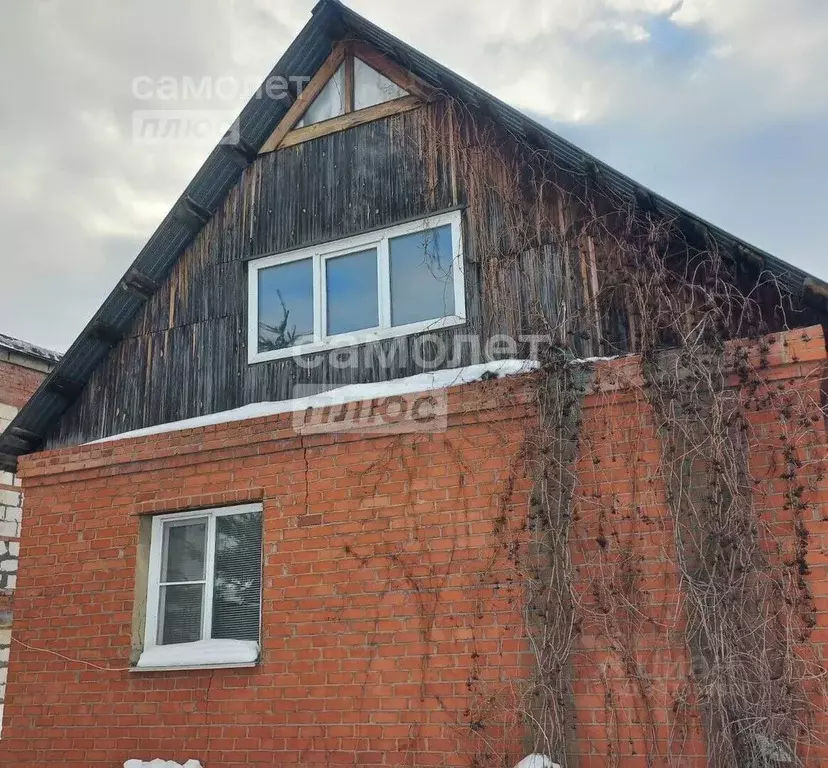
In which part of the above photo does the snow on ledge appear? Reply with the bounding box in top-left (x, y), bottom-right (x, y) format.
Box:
top-left (514, 756), bottom-right (560, 768)
top-left (135, 639), bottom-right (259, 670)
top-left (125, 761), bottom-right (203, 768)
top-left (91, 359), bottom-right (540, 444)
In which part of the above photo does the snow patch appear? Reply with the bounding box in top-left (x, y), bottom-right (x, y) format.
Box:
top-left (514, 756), bottom-right (560, 768)
top-left (569, 354), bottom-right (622, 364)
top-left (0, 332), bottom-right (62, 363)
top-left (91, 360), bottom-right (539, 444)
top-left (124, 761), bottom-right (202, 768)
top-left (135, 639), bottom-right (259, 669)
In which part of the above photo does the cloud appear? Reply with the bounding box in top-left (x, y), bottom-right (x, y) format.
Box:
top-left (1, 0), bottom-right (825, 350)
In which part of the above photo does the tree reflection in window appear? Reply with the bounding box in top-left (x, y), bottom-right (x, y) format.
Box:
top-left (258, 259), bottom-right (314, 353)
top-left (211, 510), bottom-right (263, 642)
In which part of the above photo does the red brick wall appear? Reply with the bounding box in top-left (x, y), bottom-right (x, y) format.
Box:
top-left (2, 327), bottom-right (826, 767)
top-left (0, 359), bottom-right (47, 410)
top-left (570, 369), bottom-right (703, 765)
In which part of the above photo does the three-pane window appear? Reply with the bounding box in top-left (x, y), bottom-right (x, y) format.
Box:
top-left (144, 504), bottom-right (263, 652)
top-left (248, 211), bottom-right (465, 363)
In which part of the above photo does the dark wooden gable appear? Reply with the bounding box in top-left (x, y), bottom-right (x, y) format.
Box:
top-left (4, 0), bottom-right (824, 468)
top-left (47, 103), bottom-right (466, 447)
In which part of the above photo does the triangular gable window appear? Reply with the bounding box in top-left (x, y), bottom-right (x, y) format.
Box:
top-left (297, 63), bottom-right (347, 128)
top-left (354, 57), bottom-right (408, 110)
top-left (260, 42), bottom-right (435, 153)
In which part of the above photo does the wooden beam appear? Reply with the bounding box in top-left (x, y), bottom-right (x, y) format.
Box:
top-left (279, 95), bottom-right (423, 149)
top-left (804, 277), bottom-right (828, 300)
top-left (1, 435), bottom-right (32, 452)
top-left (344, 48), bottom-right (355, 113)
top-left (634, 187), bottom-right (658, 214)
top-left (221, 137), bottom-right (259, 167)
top-left (259, 44), bottom-right (346, 154)
top-left (46, 375), bottom-right (85, 399)
top-left (88, 321), bottom-right (123, 347)
top-left (9, 426), bottom-right (41, 444)
top-left (0, 455), bottom-right (18, 473)
top-left (121, 269), bottom-right (159, 300)
top-left (350, 41), bottom-right (436, 102)
top-left (173, 196), bottom-right (211, 232)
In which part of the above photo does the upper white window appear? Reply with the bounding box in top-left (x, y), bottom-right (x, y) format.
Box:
top-left (248, 210), bottom-right (466, 364)
top-left (138, 504), bottom-right (263, 670)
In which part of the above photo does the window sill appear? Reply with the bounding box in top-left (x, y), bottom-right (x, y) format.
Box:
top-left (249, 314), bottom-right (467, 365)
top-left (132, 639), bottom-right (259, 672)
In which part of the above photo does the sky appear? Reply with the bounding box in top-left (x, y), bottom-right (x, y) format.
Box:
top-left (1, 0), bottom-right (826, 352)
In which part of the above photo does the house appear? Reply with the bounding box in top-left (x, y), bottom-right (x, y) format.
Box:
top-left (0, 333), bottom-right (60, 734)
top-left (1, 1), bottom-right (827, 766)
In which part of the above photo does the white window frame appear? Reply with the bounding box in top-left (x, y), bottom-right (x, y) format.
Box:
top-left (247, 210), bottom-right (466, 364)
top-left (143, 503), bottom-right (263, 657)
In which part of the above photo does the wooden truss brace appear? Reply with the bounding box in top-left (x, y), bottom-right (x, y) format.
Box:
top-left (259, 41), bottom-right (435, 154)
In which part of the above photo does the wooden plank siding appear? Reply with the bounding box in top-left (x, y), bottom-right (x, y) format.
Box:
top-left (45, 103), bottom-right (628, 447)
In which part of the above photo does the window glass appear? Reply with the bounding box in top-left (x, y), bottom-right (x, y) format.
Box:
top-left (248, 212), bottom-right (465, 362)
top-left (354, 57), bottom-right (407, 111)
top-left (258, 258), bottom-right (314, 353)
top-left (158, 584), bottom-right (204, 645)
top-left (151, 509), bottom-right (263, 648)
top-left (161, 519), bottom-right (206, 582)
top-left (299, 63), bottom-right (346, 126)
top-left (389, 224), bottom-right (455, 327)
top-left (325, 249), bottom-right (379, 335)
top-left (212, 510), bottom-right (263, 642)
top-left (158, 519), bottom-right (206, 645)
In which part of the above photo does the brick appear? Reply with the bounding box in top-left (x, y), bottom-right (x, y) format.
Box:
top-left (0, 490), bottom-right (19, 507)
top-left (2, 328), bottom-right (827, 766)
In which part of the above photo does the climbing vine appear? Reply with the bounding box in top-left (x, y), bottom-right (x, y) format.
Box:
top-left (335, 91), bottom-right (827, 767)
top-left (434, 97), bottom-right (826, 766)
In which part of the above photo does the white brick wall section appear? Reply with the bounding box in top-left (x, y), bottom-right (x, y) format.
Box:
top-left (0, 400), bottom-right (18, 742)
top-left (0, 628), bottom-right (9, 738)
top-left (0, 404), bottom-right (17, 434)
top-left (0, 482), bottom-right (22, 542)
top-left (0, 521), bottom-right (18, 540)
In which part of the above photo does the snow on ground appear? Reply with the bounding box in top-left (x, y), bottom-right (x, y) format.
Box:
top-left (135, 639), bottom-right (259, 669)
top-left (91, 360), bottom-right (540, 444)
top-left (514, 756), bottom-right (560, 768)
top-left (124, 761), bottom-right (203, 768)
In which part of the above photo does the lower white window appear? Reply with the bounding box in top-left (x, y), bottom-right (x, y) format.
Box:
top-left (248, 210), bottom-right (466, 363)
top-left (138, 503), bottom-right (263, 670)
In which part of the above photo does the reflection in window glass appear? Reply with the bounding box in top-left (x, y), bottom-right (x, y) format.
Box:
top-left (258, 259), bottom-right (314, 353)
top-left (299, 63), bottom-right (346, 127)
top-left (354, 58), bottom-right (407, 111)
top-left (389, 225), bottom-right (455, 327)
top-left (159, 518), bottom-right (207, 645)
top-left (161, 520), bottom-right (206, 583)
top-left (212, 510), bottom-right (263, 642)
top-left (159, 583), bottom-right (204, 645)
top-left (326, 249), bottom-right (379, 335)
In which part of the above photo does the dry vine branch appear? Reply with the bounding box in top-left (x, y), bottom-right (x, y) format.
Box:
top-left (416, 98), bottom-right (828, 766)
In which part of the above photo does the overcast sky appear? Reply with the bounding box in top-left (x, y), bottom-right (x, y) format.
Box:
top-left (2, 0), bottom-right (826, 352)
